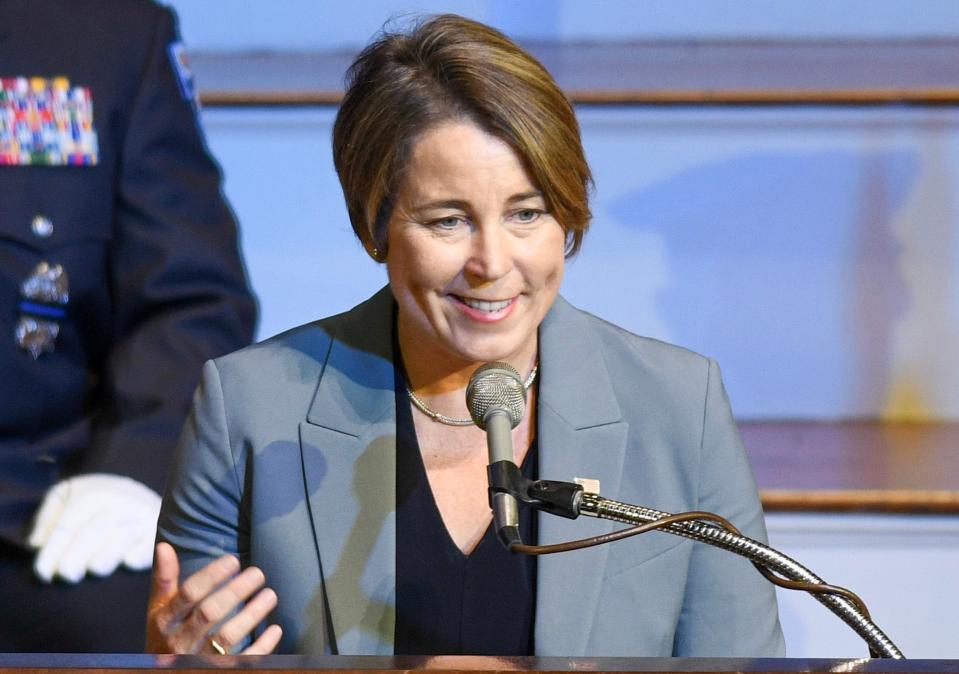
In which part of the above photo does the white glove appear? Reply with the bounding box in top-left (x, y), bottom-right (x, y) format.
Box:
top-left (28, 473), bottom-right (161, 583)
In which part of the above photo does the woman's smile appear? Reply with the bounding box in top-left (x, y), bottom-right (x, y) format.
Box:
top-left (449, 294), bottom-right (517, 323)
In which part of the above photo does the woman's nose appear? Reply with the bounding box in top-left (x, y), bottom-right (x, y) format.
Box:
top-left (465, 225), bottom-right (511, 282)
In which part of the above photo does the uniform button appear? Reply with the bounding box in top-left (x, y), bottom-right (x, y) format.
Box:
top-left (31, 215), bottom-right (54, 238)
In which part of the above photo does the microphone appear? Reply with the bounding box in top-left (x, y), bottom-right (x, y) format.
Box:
top-left (466, 362), bottom-right (526, 548)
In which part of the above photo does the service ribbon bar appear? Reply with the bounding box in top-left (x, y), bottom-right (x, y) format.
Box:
top-left (0, 76), bottom-right (99, 166)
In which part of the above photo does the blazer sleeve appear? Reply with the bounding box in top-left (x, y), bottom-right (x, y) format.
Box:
top-left (76, 5), bottom-right (256, 491)
top-left (157, 359), bottom-right (246, 577)
top-left (672, 359), bottom-right (786, 656)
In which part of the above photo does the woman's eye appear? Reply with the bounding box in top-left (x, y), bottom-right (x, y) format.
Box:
top-left (432, 216), bottom-right (464, 230)
top-left (514, 209), bottom-right (540, 223)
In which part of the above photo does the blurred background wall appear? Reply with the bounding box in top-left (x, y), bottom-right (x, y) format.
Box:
top-left (162, 1), bottom-right (959, 658)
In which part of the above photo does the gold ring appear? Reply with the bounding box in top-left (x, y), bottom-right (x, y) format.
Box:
top-left (209, 637), bottom-right (227, 655)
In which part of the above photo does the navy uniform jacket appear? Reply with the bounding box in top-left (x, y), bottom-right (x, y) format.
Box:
top-left (0, 0), bottom-right (256, 545)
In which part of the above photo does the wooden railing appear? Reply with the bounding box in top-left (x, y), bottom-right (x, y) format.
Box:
top-left (190, 41), bottom-right (959, 107)
top-left (743, 421), bottom-right (959, 513)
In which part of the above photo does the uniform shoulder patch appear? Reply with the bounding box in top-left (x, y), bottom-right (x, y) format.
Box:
top-left (167, 40), bottom-right (198, 108)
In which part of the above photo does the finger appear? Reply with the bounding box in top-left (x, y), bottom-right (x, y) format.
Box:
top-left (62, 515), bottom-right (139, 581)
top-left (151, 542), bottom-right (181, 604)
top-left (28, 484), bottom-right (68, 548)
top-left (241, 624), bottom-right (283, 656)
top-left (56, 523), bottom-right (111, 583)
top-left (147, 543), bottom-right (183, 652)
top-left (89, 523), bottom-right (141, 577)
top-left (180, 566), bottom-right (267, 651)
top-left (213, 587), bottom-right (278, 653)
top-left (32, 536), bottom-right (60, 583)
top-left (165, 554), bottom-right (240, 626)
top-left (122, 530), bottom-right (156, 571)
top-left (54, 486), bottom-right (109, 532)
top-left (33, 497), bottom-right (102, 581)
top-left (33, 517), bottom-right (96, 583)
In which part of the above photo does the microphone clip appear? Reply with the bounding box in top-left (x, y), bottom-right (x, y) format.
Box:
top-left (486, 460), bottom-right (584, 520)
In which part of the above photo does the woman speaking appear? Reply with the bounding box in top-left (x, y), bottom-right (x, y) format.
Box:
top-left (148, 14), bottom-right (784, 657)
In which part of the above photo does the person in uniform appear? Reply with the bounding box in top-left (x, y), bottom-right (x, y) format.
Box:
top-left (0, 0), bottom-right (256, 652)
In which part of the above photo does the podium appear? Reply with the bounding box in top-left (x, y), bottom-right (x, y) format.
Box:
top-left (1, 655), bottom-right (957, 674)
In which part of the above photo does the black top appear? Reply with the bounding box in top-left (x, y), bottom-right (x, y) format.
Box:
top-left (394, 366), bottom-right (537, 655)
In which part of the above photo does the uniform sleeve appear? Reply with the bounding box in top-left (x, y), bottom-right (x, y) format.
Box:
top-left (157, 359), bottom-right (246, 578)
top-left (77, 5), bottom-right (256, 491)
top-left (672, 359), bottom-right (786, 656)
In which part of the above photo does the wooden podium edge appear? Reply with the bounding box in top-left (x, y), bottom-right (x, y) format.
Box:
top-left (1, 654), bottom-right (957, 674)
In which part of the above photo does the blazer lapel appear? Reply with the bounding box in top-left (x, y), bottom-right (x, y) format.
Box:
top-left (534, 297), bottom-right (629, 656)
top-left (299, 288), bottom-right (398, 655)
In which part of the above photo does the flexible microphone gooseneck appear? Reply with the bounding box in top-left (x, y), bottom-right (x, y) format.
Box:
top-left (464, 361), bottom-right (905, 659)
top-left (466, 362), bottom-right (526, 547)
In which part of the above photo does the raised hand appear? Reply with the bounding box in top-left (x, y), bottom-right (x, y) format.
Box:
top-left (146, 542), bottom-right (282, 654)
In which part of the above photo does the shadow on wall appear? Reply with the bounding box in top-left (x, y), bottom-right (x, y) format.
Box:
top-left (605, 150), bottom-right (919, 419)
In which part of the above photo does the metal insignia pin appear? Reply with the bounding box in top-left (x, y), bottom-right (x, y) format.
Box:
top-left (20, 261), bottom-right (69, 304)
top-left (16, 261), bottom-right (69, 358)
top-left (31, 215), bottom-right (54, 238)
top-left (15, 316), bottom-right (60, 359)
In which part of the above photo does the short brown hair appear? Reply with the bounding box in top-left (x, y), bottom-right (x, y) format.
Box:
top-left (332, 13), bottom-right (592, 260)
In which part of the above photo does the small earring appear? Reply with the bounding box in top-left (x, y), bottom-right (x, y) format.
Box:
top-left (370, 246), bottom-right (382, 261)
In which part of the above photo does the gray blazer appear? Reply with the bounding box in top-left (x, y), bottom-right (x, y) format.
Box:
top-left (158, 287), bottom-right (785, 657)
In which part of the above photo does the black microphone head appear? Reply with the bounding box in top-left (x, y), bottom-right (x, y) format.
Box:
top-left (465, 362), bottom-right (526, 430)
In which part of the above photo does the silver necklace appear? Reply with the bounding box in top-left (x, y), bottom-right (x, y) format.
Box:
top-left (407, 363), bottom-right (539, 426)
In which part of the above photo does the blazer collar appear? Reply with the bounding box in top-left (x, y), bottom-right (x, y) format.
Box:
top-left (306, 287), bottom-right (396, 435)
top-left (538, 295), bottom-right (623, 429)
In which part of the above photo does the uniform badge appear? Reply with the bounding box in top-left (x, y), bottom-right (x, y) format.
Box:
top-left (0, 76), bottom-right (99, 165)
top-left (16, 261), bottom-right (70, 359)
top-left (168, 41), bottom-right (199, 110)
